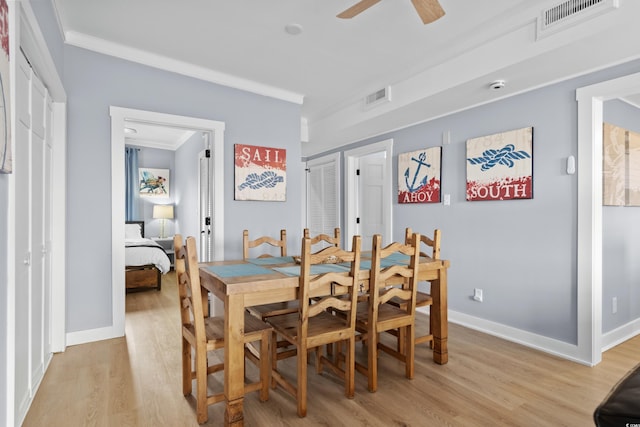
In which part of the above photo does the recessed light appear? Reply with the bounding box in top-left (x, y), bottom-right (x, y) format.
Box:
top-left (285, 23), bottom-right (303, 35)
top-left (124, 127), bottom-right (137, 135)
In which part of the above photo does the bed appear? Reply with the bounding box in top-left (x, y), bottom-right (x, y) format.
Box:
top-left (125, 221), bottom-right (171, 292)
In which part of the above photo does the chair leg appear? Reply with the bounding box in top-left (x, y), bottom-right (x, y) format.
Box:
top-left (271, 330), bottom-right (278, 389)
top-left (297, 344), bottom-right (308, 417)
top-left (405, 325), bottom-right (415, 380)
top-left (195, 345), bottom-right (209, 424)
top-left (367, 330), bottom-right (378, 393)
top-left (182, 338), bottom-right (192, 396)
top-left (259, 331), bottom-right (270, 402)
top-left (345, 338), bottom-right (355, 398)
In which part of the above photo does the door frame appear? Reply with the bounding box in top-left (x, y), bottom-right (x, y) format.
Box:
top-left (576, 71), bottom-right (640, 366)
top-left (109, 107), bottom-right (225, 338)
top-left (344, 139), bottom-right (393, 248)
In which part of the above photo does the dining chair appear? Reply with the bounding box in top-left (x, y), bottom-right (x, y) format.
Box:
top-left (242, 229), bottom-right (299, 323)
top-left (354, 233), bottom-right (420, 393)
top-left (386, 227), bottom-right (441, 352)
top-left (175, 235), bottom-right (272, 424)
top-left (303, 227), bottom-right (341, 249)
top-left (267, 235), bottom-right (362, 417)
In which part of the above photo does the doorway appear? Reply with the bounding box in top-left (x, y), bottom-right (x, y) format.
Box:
top-left (576, 71), bottom-right (640, 365)
top-left (110, 107), bottom-right (225, 338)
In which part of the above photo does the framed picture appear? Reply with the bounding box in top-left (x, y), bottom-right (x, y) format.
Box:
top-left (0, 0), bottom-right (11, 174)
top-left (603, 122), bottom-right (640, 206)
top-left (466, 127), bottom-right (533, 201)
top-left (398, 147), bottom-right (441, 204)
top-left (139, 167), bottom-right (170, 197)
top-left (234, 144), bottom-right (286, 201)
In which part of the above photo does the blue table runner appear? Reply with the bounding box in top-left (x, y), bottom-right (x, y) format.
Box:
top-left (245, 256), bottom-right (295, 266)
top-left (274, 263), bottom-right (350, 277)
top-left (205, 264), bottom-right (277, 278)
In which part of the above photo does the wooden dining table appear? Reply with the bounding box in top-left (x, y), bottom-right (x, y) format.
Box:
top-left (199, 253), bottom-right (450, 427)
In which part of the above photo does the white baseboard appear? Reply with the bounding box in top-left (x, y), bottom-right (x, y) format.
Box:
top-left (436, 309), bottom-right (591, 366)
top-left (602, 318), bottom-right (640, 351)
top-left (66, 325), bottom-right (123, 347)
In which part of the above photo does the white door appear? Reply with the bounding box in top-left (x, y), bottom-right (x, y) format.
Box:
top-left (14, 51), bottom-right (54, 423)
top-left (199, 133), bottom-right (213, 262)
top-left (357, 152), bottom-right (387, 249)
top-left (344, 139), bottom-right (393, 251)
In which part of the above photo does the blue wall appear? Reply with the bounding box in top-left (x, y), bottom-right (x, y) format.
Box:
top-left (309, 60), bottom-right (640, 344)
top-left (63, 45), bottom-right (302, 333)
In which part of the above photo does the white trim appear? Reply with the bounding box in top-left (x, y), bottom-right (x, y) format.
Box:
top-left (49, 102), bottom-right (66, 353)
top-left (448, 310), bottom-right (591, 366)
top-left (344, 139), bottom-right (393, 247)
top-left (107, 107), bottom-right (225, 345)
top-left (65, 31), bottom-right (304, 106)
top-left (576, 71), bottom-right (640, 365)
top-left (602, 318), bottom-right (640, 351)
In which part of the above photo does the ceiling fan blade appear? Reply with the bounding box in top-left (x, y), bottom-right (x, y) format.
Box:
top-left (411, 0), bottom-right (445, 24)
top-left (337, 0), bottom-right (382, 19)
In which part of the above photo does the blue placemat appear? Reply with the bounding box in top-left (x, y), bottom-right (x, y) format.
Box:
top-left (246, 256), bottom-right (295, 266)
top-left (274, 263), bottom-right (350, 277)
top-left (205, 264), bottom-right (277, 278)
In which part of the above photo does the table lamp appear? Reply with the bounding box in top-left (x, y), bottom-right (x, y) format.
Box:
top-left (153, 204), bottom-right (174, 238)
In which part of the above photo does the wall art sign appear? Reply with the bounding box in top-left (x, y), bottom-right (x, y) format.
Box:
top-left (0, 0), bottom-right (11, 174)
top-left (466, 127), bottom-right (533, 201)
top-left (234, 144), bottom-right (286, 201)
top-left (139, 168), bottom-right (170, 197)
top-left (398, 147), bottom-right (441, 204)
top-left (603, 122), bottom-right (640, 206)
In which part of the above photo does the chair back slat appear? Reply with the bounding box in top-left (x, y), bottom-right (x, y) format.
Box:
top-left (369, 233), bottom-right (420, 322)
top-left (405, 227), bottom-right (441, 260)
top-left (298, 235), bottom-right (362, 335)
top-left (174, 235), bottom-right (194, 328)
top-left (243, 229), bottom-right (287, 259)
top-left (303, 228), bottom-right (341, 249)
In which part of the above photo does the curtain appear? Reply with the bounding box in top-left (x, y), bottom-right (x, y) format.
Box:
top-left (125, 147), bottom-right (139, 221)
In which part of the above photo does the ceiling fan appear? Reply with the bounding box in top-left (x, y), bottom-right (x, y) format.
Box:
top-left (337, 0), bottom-right (445, 24)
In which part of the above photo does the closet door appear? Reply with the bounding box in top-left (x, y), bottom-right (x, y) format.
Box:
top-left (14, 50), bottom-right (54, 424)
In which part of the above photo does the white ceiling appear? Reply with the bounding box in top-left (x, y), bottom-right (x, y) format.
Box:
top-left (53, 0), bottom-right (640, 154)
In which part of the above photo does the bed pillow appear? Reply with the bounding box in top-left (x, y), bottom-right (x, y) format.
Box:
top-left (125, 223), bottom-right (143, 239)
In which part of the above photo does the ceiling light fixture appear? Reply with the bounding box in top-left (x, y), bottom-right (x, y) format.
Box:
top-left (284, 23), bottom-right (303, 35)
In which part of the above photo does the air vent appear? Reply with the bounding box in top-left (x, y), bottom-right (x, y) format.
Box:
top-left (363, 86), bottom-right (391, 111)
top-left (537, 0), bottom-right (618, 39)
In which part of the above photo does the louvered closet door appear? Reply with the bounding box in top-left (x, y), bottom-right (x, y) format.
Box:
top-left (14, 50), bottom-right (54, 424)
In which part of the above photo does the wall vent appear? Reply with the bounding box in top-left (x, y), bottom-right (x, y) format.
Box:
top-left (363, 86), bottom-right (391, 110)
top-left (537, 0), bottom-right (618, 40)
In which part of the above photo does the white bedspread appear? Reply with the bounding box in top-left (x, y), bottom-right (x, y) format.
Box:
top-left (125, 238), bottom-right (171, 274)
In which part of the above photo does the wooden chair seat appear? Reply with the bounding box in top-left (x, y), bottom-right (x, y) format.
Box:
top-left (247, 300), bottom-right (300, 321)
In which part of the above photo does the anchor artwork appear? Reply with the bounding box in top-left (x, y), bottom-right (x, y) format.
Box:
top-left (398, 147), bottom-right (441, 204)
top-left (234, 143), bottom-right (286, 201)
top-left (466, 127), bottom-right (533, 201)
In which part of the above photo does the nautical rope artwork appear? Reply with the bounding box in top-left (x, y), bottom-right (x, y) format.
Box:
top-left (235, 144), bottom-right (286, 201)
top-left (398, 147), bottom-right (441, 204)
top-left (466, 127), bottom-right (533, 201)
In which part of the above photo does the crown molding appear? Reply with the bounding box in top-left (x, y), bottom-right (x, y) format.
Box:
top-left (64, 30), bottom-right (304, 105)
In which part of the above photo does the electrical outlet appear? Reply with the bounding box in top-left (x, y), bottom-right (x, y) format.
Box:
top-left (473, 288), bottom-right (483, 302)
top-left (612, 297), bottom-right (617, 314)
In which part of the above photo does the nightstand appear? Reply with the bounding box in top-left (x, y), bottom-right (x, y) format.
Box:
top-left (152, 236), bottom-right (175, 268)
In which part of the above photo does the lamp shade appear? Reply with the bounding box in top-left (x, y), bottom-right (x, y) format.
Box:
top-left (153, 204), bottom-right (174, 219)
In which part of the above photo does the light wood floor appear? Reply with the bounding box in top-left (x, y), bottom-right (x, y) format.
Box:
top-left (23, 272), bottom-right (640, 427)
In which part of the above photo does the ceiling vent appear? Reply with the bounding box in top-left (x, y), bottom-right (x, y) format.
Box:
top-left (537, 0), bottom-right (619, 40)
top-left (363, 86), bottom-right (391, 111)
